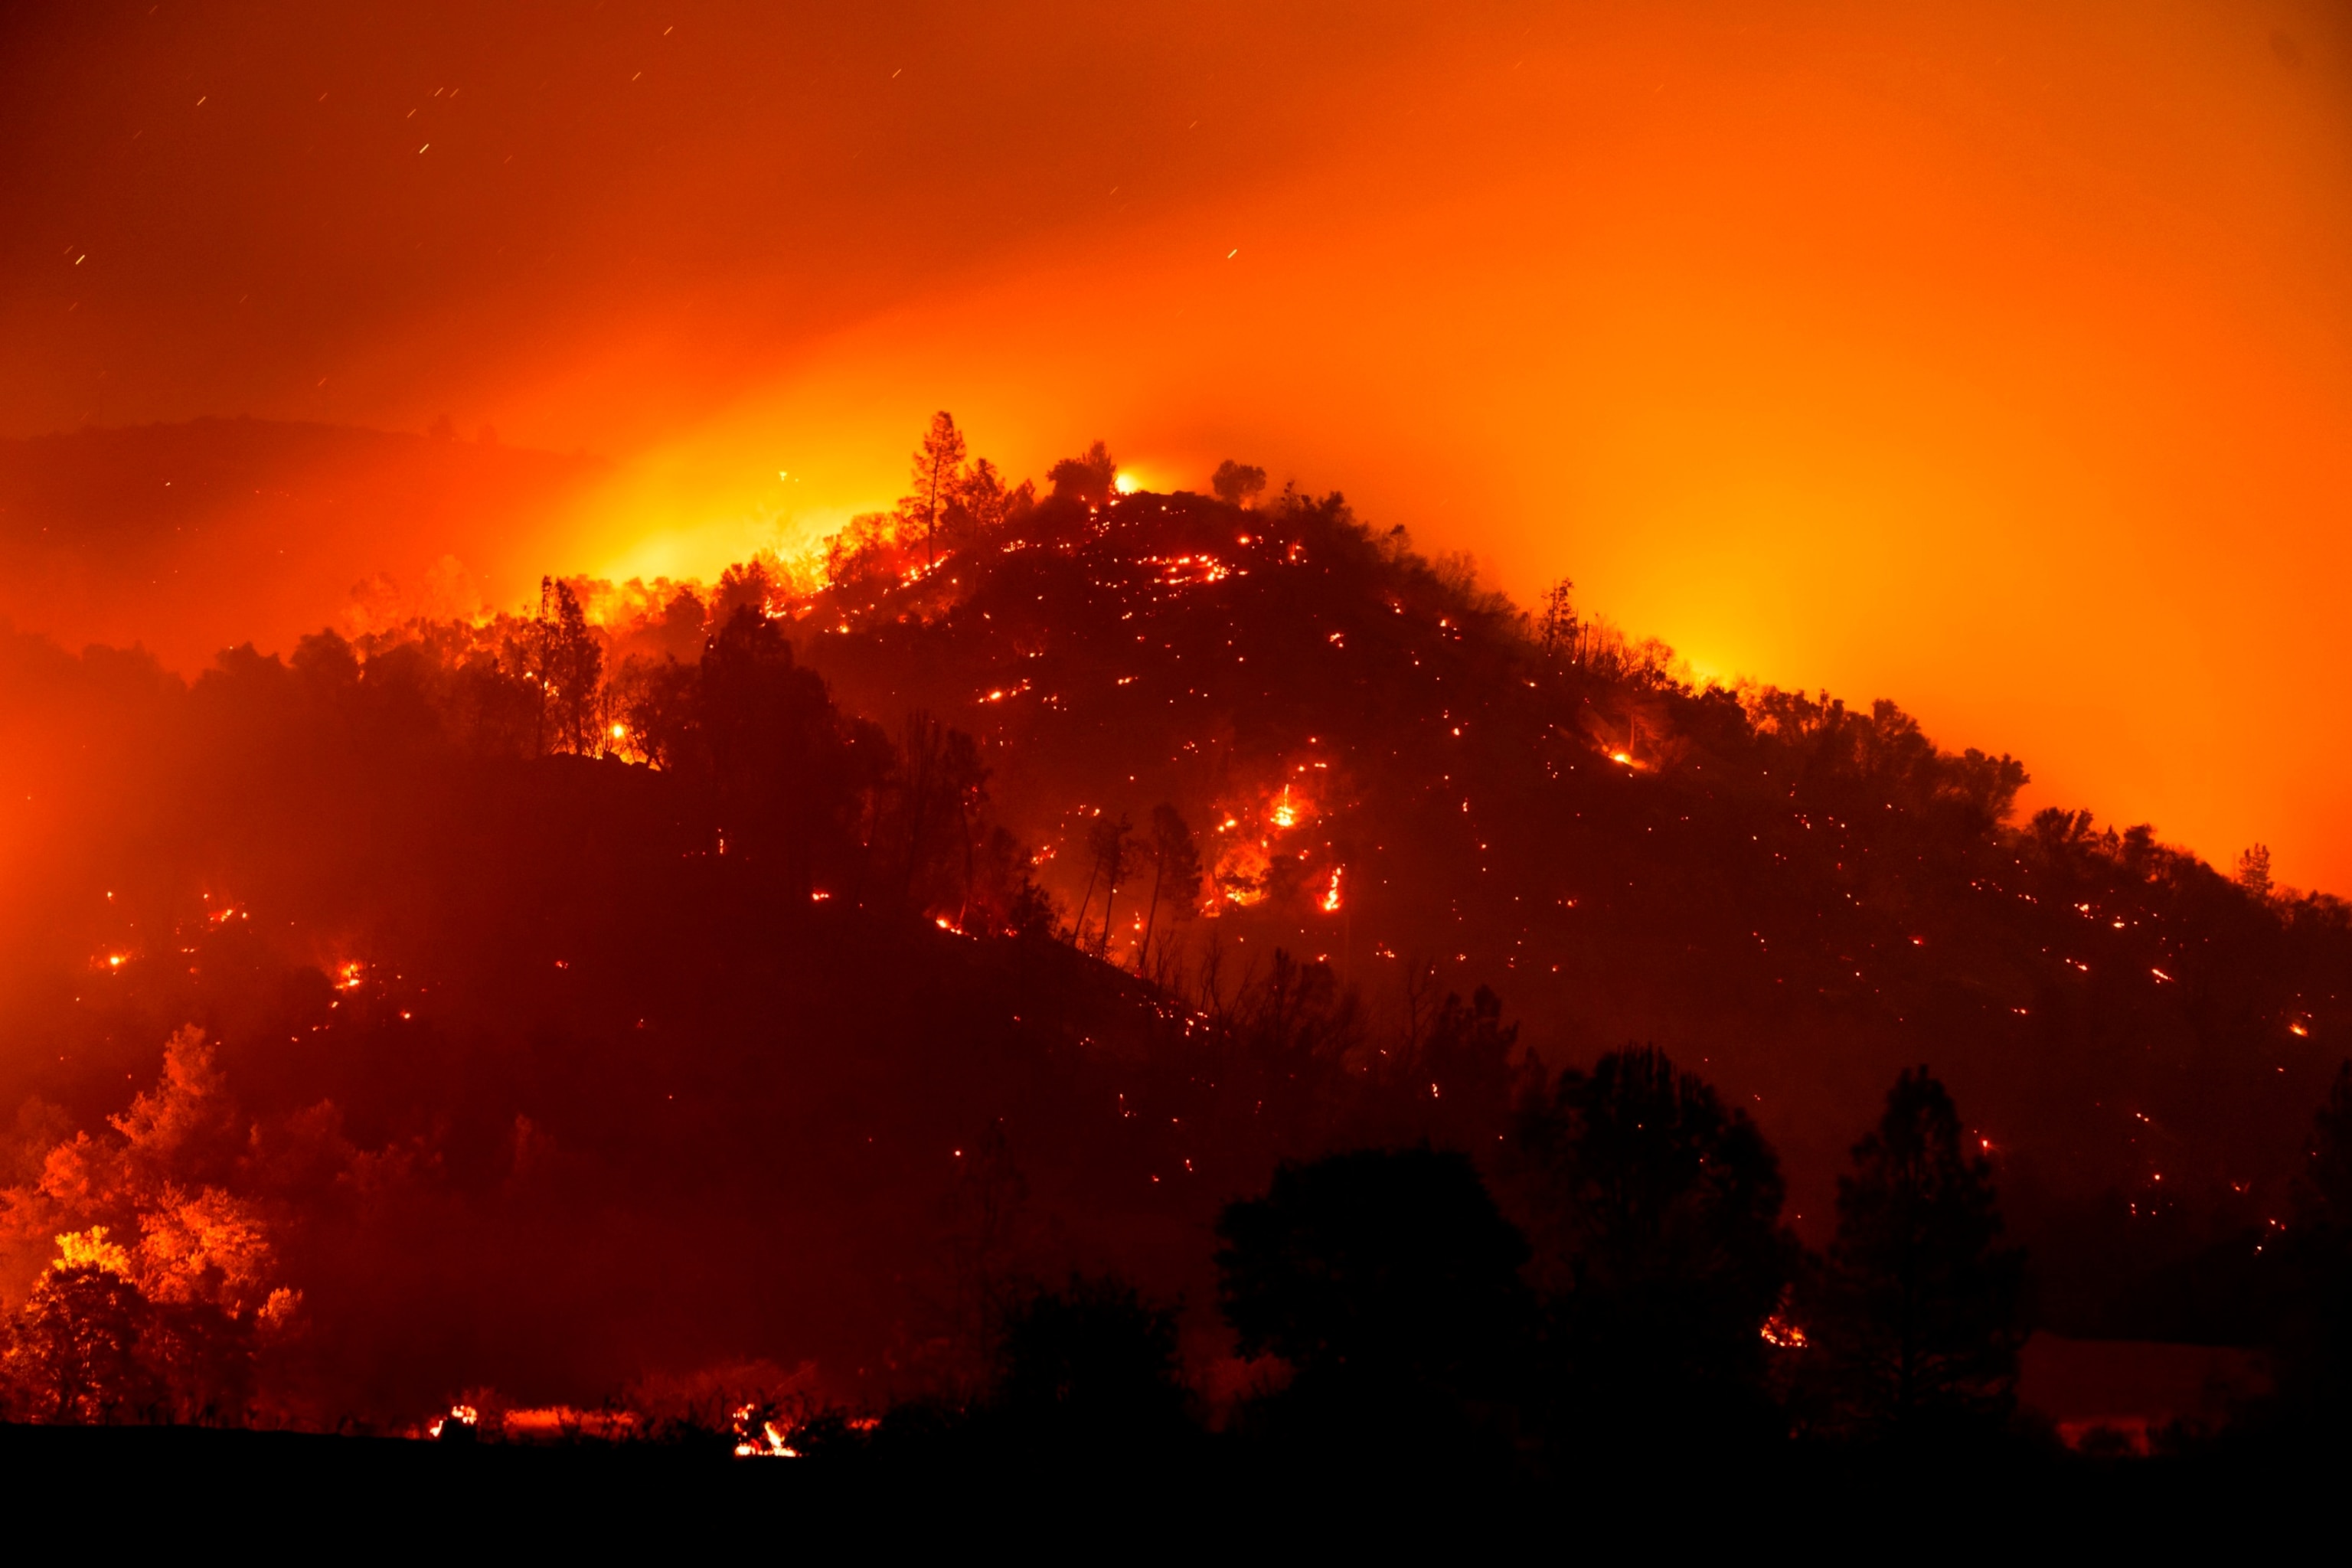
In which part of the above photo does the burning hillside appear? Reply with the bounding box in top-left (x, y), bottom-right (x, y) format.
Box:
top-left (0, 417), bottom-right (2346, 1426)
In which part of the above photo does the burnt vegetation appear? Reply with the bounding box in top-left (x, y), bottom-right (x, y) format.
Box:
top-left (1, 414), bottom-right (2349, 1498)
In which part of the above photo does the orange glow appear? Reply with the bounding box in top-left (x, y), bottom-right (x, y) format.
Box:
top-left (1321, 866), bottom-right (1344, 914)
top-left (2, 7), bottom-right (2346, 890)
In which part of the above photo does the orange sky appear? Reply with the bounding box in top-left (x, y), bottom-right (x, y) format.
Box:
top-left (5, 2), bottom-right (2350, 889)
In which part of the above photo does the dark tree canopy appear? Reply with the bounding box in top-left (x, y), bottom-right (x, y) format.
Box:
top-left (1811, 1067), bottom-right (2024, 1437)
top-left (991, 1274), bottom-right (1189, 1441)
top-left (1507, 1046), bottom-right (1792, 1431)
top-left (1214, 1146), bottom-right (1530, 1396)
top-left (1210, 459), bottom-right (1266, 507)
top-left (1047, 439), bottom-right (1118, 505)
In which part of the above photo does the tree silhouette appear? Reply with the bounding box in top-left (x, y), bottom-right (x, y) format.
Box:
top-left (1537, 578), bottom-right (1580, 662)
top-left (1507, 1046), bottom-right (1791, 1439)
top-left (1135, 803), bottom-right (1203, 975)
top-left (1210, 459), bottom-right (1266, 508)
top-left (991, 1274), bottom-right (1189, 1442)
top-left (1215, 1147), bottom-right (1530, 1399)
top-left (1075, 811), bottom-right (1132, 956)
top-left (1811, 1067), bottom-right (2024, 1438)
top-left (2279, 1063), bottom-right (2352, 1416)
top-left (910, 410), bottom-right (969, 567)
top-left (1047, 440), bottom-right (1117, 505)
top-left (522, 577), bottom-right (604, 756)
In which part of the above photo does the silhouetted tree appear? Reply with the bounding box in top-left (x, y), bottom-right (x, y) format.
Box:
top-left (1135, 803), bottom-right (1203, 975)
top-left (1537, 578), bottom-right (1580, 662)
top-left (522, 577), bottom-right (604, 756)
top-left (889, 711), bottom-right (990, 919)
top-left (1507, 1046), bottom-right (1792, 1441)
top-left (992, 1274), bottom-right (1190, 1442)
top-left (910, 411), bottom-right (969, 566)
top-left (2278, 1063), bottom-right (2352, 1416)
top-left (1810, 1067), bottom-right (2023, 1439)
top-left (1216, 1147), bottom-right (1530, 1400)
top-left (1047, 440), bottom-right (1117, 505)
top-left (2239, 843), bottom-right (2275, 898)
top-left (1074, 811), bottom-right (1132, 956)
top-left (696, 607), bottom-right (879, 896)
top-left (1211, 459), bottom-right (1266, 508)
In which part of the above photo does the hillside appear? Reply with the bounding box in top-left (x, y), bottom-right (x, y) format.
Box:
top-left (792, 479), bottom-right (2350, 1269)
top-left (1, 439), bottom-right (2345, 1425)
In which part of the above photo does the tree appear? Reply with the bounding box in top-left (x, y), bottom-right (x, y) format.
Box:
top-left (992, 1275), bottom-right (1190, 1442)
top-left (1811, 1067), bottom-right (2023, 1438)
top-left (1073, 811), bottom-right (1132, 956)
top-left (524, 577), bottom-right (604, 756)
top-left (2279, 1063), bottom-right (2352, 1415)
top-left (1135, 803), bottom-right (1203, 975)
top-left (1537, 578), bottom-right (1579, 662)
top-left (910, 411), bottom-right (969, 567)
top-left (5, 1264), bottom-right (162, 1423)
top-left (695, 606), bottom-right (874, 896)
top-left (1215, 1147), bottom-right (1530, 1398)
top-left (1211, 459), bottom-right (1266, 508)
top-left (890, 710), bottom-right (990, 920)
top-left (1505, 1046), bottom-right (1791, 1436)
top-left (2238, 843), bottom-right (2275, 898)
top-left (1047, 440), bottom-right (1118, 506)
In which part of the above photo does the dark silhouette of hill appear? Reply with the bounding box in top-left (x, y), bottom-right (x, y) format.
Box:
top-left (1, 420), bottom-right (2345, 1430)
top-left (0, 417), bottom-right (603, 671)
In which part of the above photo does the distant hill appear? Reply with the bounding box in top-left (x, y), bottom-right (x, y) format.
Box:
top-left (0, 418), bottom-right (603, 671)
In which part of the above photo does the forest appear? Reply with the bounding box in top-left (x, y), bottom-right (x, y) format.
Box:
top-left (1, 415), bottom-right (2348, 1488)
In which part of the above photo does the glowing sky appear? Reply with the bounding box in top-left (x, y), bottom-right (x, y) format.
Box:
top-left (5, 2), bottom-right (2350, 888)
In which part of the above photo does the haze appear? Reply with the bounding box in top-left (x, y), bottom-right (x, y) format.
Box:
top-left (5, 1), bottom-right (2349, 889)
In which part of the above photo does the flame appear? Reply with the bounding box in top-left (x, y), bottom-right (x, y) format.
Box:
top-left (1321, 866), bottom-right (1344, 913)
top-left (1270, 789), bottom-right (1298, 830)
top-left (426, 1403), bottom-right (480, 1439)
top-left (1760, 1314), bottom-right (1809, 1349)
top-left (334, 961), bottom-right (364, 991)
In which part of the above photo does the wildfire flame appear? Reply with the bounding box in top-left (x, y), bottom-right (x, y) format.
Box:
top-left (1321, 866), bottom-right (1344, 913)
top-left (426, 1403), bottom-right (480, 1438)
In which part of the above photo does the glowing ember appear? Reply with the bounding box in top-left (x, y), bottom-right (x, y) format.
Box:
top-left (1321, 866), bottom-right (1344, 913)
top-left (1760, 1314), bottom-right (1809, 1349)
top-left (334, 961), bottom-right (364, 991)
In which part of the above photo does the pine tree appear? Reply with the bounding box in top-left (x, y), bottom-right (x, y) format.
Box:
top-left (911, 411), bottom-right (968, 567)
top-left (1813, 1067), bottom-right (2024, 1437)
